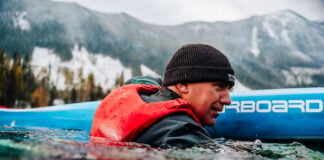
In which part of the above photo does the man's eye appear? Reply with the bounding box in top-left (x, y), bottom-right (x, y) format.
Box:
top-left (213, 82), bottom-right (229, 90)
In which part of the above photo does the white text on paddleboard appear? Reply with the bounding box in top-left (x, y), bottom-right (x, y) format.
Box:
top-left (222, 100), bottom-right (323, 113)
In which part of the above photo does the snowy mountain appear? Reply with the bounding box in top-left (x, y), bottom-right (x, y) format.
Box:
top-left (1, 0), bottom-right (323, 90)
top-left (30, 45), bottom-right (161, 90)
top-left (31, 46), bottom-right (131, 90)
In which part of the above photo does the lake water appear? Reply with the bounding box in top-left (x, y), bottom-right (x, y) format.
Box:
top-left (0, 127), bottom-right (323, 160)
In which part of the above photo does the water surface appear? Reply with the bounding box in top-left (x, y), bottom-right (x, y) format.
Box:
top-left (0, 127), bottom-right (323, 160)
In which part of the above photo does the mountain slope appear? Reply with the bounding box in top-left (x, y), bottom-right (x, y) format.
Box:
top-left (1, 0), bottom-right (323, 90)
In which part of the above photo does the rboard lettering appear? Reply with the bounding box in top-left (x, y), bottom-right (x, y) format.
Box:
top-left (221, 99), bottom-right (323, 113)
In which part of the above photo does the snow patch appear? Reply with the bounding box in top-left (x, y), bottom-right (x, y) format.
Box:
top-left (12, 12), bottom-right (30, 31)
top-left (189, 23), bottom-right (210, 32)
top-left (282, 67), bottom-right (324, 86)
top-left (140, 64), bottom-right (160, 78)
top-left (53, 99), bottom-right (65, 105)
top-left (268, 11), bottom-right (293, 27)
top-left (281, 70), bottom-right (298, 86)
top-left (31, 47), bottom-right (61, 81)
top-left (31, 45), bottom-right (132, 90)
top-left (251, 27), bottom-right (260, 57)
top-left (232, 79), bottom-right (251, 92)
top-left (291, 50), bottom-right (312, 62)
top-left (281, 29), bottom-right (291, 43)
top-left (262, 21), bottom-right (278, 40)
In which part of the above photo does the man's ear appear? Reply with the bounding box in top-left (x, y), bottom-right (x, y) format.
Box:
top-left (175, 83), bottom-right (189, 94)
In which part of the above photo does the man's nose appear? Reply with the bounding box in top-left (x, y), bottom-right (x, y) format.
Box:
top-left (220, 90), bottom-right (231, 105)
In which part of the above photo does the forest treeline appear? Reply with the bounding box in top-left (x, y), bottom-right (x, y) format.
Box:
top-left (0, 50), bottom-right (123, 108)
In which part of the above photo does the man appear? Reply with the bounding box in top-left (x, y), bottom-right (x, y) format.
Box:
top-left (90, 44), bottom-right (235, 148)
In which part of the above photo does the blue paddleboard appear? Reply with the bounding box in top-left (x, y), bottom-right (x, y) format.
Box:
top-left (1, 88), bottom-right (323, 141)
top-left (0, 101), bottom-right (100, 131)
top-left (206, 87), bottom-right (324, 141)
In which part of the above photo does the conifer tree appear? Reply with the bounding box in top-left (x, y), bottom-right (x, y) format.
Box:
top-left (114, 71), bottom-right (125, 89)
top-left (22, 55), bottom-right (37, 106)
top-left (14, 63), bottom-right (25, 107)
top-left (71, 87), bottom-right (77, 103)
top-left (77, 78), bottom-right (87, 102)
top-left (63, 68), bottom-right (74, 90)
top-left (49, 85), bottom-right (57, 106)
top-left (87, 73), bottom-right (96, 101)
top-left (5, 53), bottom-right (21, 107)
top-left (6, 67), bottom-right (16, 107)
top-left (95, 85), bottom-right (105, 100)
top-left (119, 71), bottom-right (125, 87)
top-left (0, 50), bottom-right (10, 106)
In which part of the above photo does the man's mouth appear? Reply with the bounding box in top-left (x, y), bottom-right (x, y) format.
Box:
top-left (211, 107), bottom-right (219, 117)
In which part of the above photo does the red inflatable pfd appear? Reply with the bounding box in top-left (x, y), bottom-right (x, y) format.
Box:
top-left (90, 84), bottom-right (201, 142)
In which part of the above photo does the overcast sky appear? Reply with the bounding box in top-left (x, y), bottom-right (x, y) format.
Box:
top-left (53, 0), bottom-right (324, 25)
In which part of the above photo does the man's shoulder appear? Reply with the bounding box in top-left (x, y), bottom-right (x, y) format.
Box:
top-left (140, 87), bottom-right (180, 103)
top-left (162, 112), bottom-right (199, 124)
top-left (134, 112), bottom-right (212, 148)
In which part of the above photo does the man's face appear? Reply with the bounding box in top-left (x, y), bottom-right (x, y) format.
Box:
top-left (182, 82), bottom-right (231, 126)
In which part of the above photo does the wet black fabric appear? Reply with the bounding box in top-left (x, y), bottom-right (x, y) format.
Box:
top-left (133, 88), bottom-right (213, 148)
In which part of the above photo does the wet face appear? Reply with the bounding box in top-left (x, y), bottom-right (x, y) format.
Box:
top-left (180, 82), bottom-right (231, 126)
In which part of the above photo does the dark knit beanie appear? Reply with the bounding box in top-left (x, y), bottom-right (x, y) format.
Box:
top-left (162, 44), bottom-right (235, 87)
